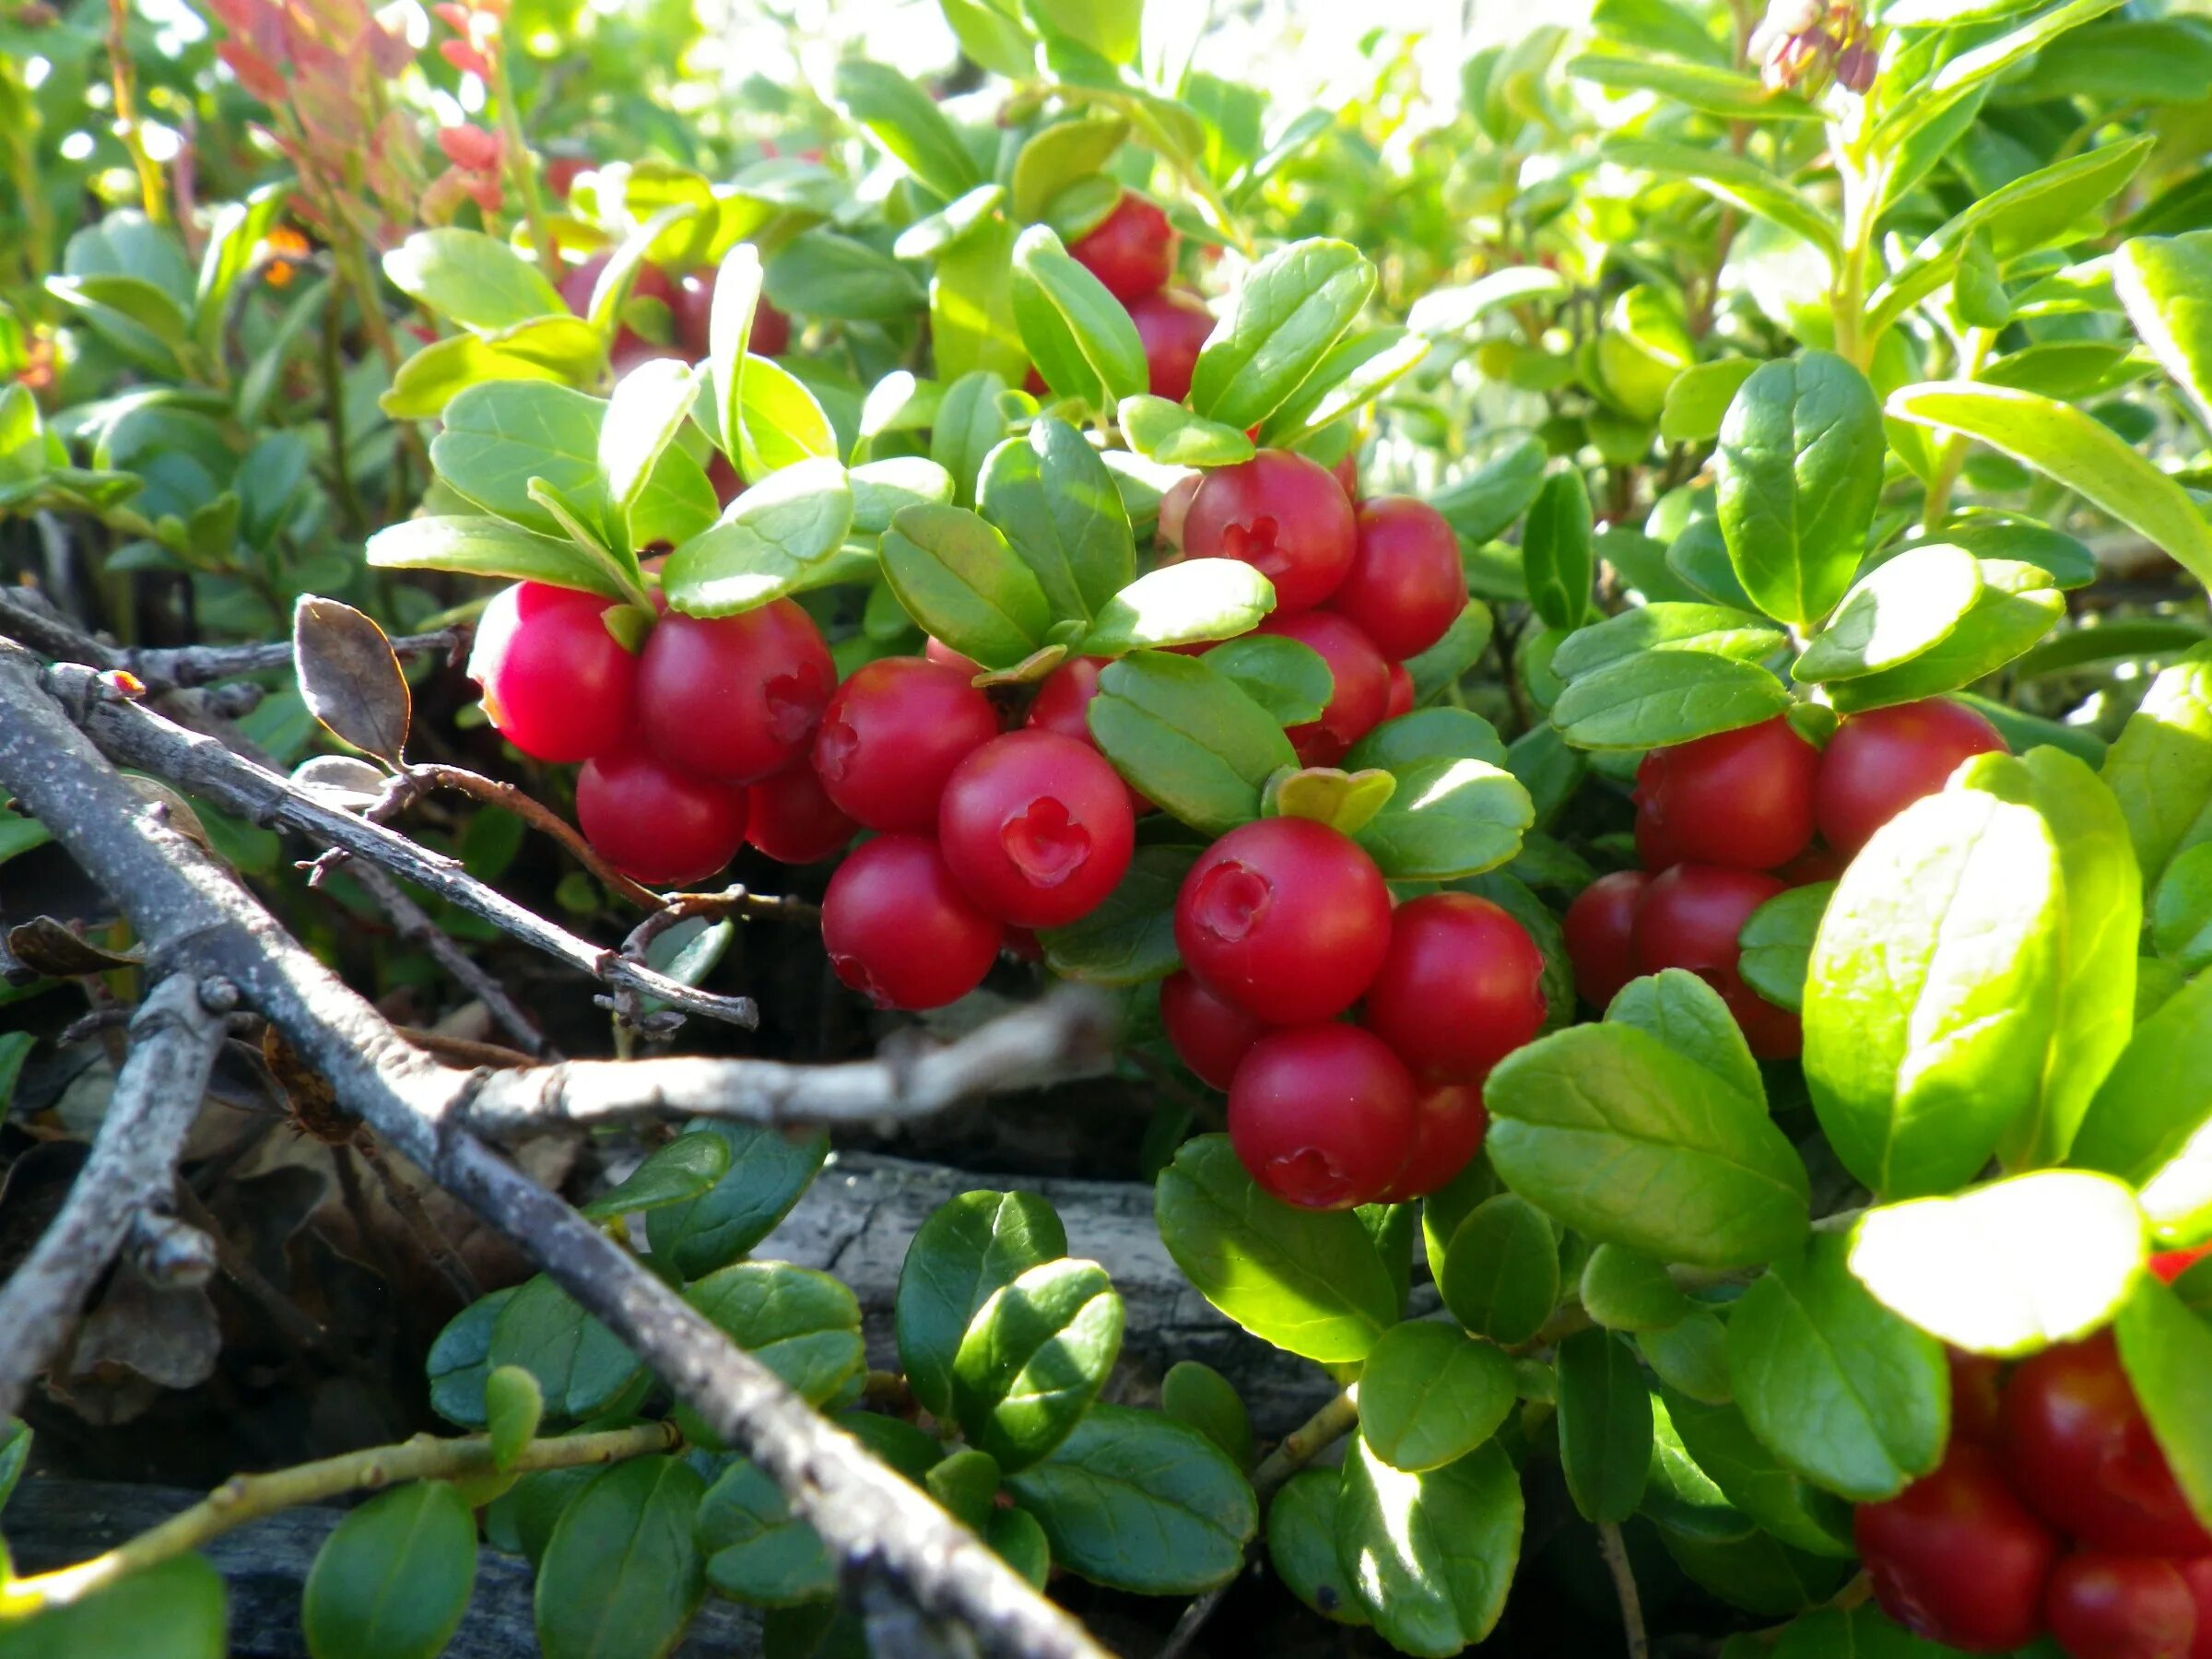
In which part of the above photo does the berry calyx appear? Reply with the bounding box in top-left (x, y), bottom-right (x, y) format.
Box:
top-left (1127, 288), bottom-right (1214, 404)
top-left (1329, 497), bottom-right (1467, 660)
top-left (1854, 1441), bottom-right (2061, 1653)
top-left (819, 834), bottom-right (1003, 1011)
top-left (1173, 818), bottom-right (1393, 1024)
top-left (1182, 450), bottom-right (1359, 613)
top-left (1068, 193), bottom-right (1178, 302)
top-left (1633, 715), bottom-right (1818, 873)
top-left (936, 731), bottom-right (1135, 928)
top-left (635, 600), bottom-right (835, 785)
top-left (1376, 1083), bottom-right (1490, 1202)
top-left (746, 762), bottom-right (858, 865)
top-left (811, 657), bottom-right (1002, 833)
top-left (1362, 893), bottom-right (1547, 1083)
top-left (468, 582), bottom-right (641, 764)
top-left (1159, 971), bottom-right (1274, 1091)
top-left (575, 747), bottom-right (748, 887)
top-left (1563, 870), bottom-right (1650, 1010)
top-left (1255, 610), bottom-right (1392, 766)
top-left (1814, 699), bottom-right (2007, 857)
top-left (2045, 1553), bottom-right (2197, 1659)
top-left (1227, 1024), bottom-right (1418, 1209)
top-left (1631, 864), bottom-right (1800, 1057)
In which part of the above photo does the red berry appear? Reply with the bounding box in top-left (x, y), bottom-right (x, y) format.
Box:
top-left (924, 636), bottom-right (985, 680)
top-left (1330, 453), bottom-right (1359, 500)
top-left (542, 155), bottom-right (590, 200)
top-left (1633, 716), bottom-right (1818, 873)
top-left (746, 763), bottom-right (857, 865)
top-left (819, 834), bottom-right (1003, 1010)
top-left (1068, 193), bottom-right (1178, 302)
top-left (750, 298), bottom-right (791, 358)
top-left (1854, 1441), bottom-right (2061, 1653)
top-left (1173, 818), bottom-right (1393, 1024)
top-left (1126, 288), bottom-right (1213, 404)
top-left (1159, 971), bottom-right (1273, 1090)
top-left (576, 747), bottom-right (749, 887)
top-left (1376, 1083), bottom-right (1489, 1202)
top-left (2183, 1559), bottom-right (2212, 1659)
top-left (1949, 1347), bottom-right (2006, 1446)
top-left (2003, 1332), bottom-right (2212, 1557)
top-left (1814, 700), bottom-right (2008, 857)
top-left (1227, 1025), bottom-right (1418, 1209)
top-left (811, 657), bottom-right (1002, 833)
top-left (1563, 870), bottom-right (1650, 1010)
top-left (1329, 498), bottom-right (1467, 660)
top-left (2047, 1554), bottom-right (2198, 1659)
top-left (635, 601), bottom-right (835, 785)
top-left (1631, 864), bottom-right (1800, 1058)
top-left (468, 582), bottom-right (641, 763)
top-left (1255, 611), bottom-right (1391, 766)
top-left (2153, 1244), bottom-right (2212, 1285)
top-left (1027, 657), bottom-right (1108, 743)
top-left (707, 452), bottom-right (744, 509)
top-left (1384, 661), bottom-right (1415, 720)
top-left (1158, 474), bottom-right (1200, 551)
top-left (1182, 450), bottom-right (1359, 613)
top-left (1362, 893), bottom-right (1547, 1083)
top-left (560, 253), bottom-right (681, 373)
top-left (936, 731), bottom-right (1135, 927)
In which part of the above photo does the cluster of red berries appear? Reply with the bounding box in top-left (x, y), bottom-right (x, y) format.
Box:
top-left (1562, 697), bottom-right (2006, 1054)
top-left (1856, 1253), bottom-right (2212, 1657)
top-left (1065, 193), bottom-right (1215, 404)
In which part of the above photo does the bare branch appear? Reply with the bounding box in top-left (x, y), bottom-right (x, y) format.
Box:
top-left (347, 860), bottom-right (555, 1058)
top-left (0, 971), bottom-right (231, 1418)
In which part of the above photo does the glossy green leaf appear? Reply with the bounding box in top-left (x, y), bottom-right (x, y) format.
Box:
top-left (1435, 1194), bottom-right (1560, 1346)
top-left (930, 370), bottom-right (1011, 507)
top-left (2152, 844), bottom-right (2212, 972)
top-left (1335, 1440), bottom-right (1523, 1656)
top-left (1737, 883), bottom-right (1833, 1016)
top-left (1550, 651), bottom-right (1791, 750)
top-left (1256, 326), bottom-right (1430, 442)
top-left (663, 457), bottom-right (853, 618)
top-left (763, 230), bottom-right (923, 322)
top-left (1405, 602), bottom-right (1497, 703)
top-left (1552, 604), bottom-right (1783, 682)
top-left (1351, 758), bottom-right (1533, 881)
top-left (0, 1556), bottom-right (225, 1659)
top-left (1268, 1469), bottom-right (1369, 1626)
top-left (1036, 845), bottom-right (1193, 985)
top-left (1605, 969), bottom-right (1765, 1105)
top-left (1556, 1328), bottom-right (1653, 1523)
top-left (2103, 644), bottom-right (2212, 895)
top-left (382, 229), bottom-right (566, 331)
top-left (896, 1190), bottom-right (1068, 1419)
top-left (1117, 395), bottom-right (1253, 468)
top-left (2113, 1273), bottom-right (2212, 1529)
top-left (1824, 560), bottom-right (2064, 712)
top-left (1640, 1312), bottom-right (1735, 1406)
top-left (1088, 652), bottom-right (1296, 836)
top-left (1581, 1244), bottom-right (1695, 1333)
top-left (950, 1257), bottom-right (1123, 1471)
top-left (535, 1457), bottom-right (705, 1659)
top-left (1203, 635), bottom-right (1333, 728)
top-left (1522, 470), bottom-right (1592, 631)
top-left (1662, 359), bottom-right (1760, 445)
top-left (1604, 140), bottom-right (1838, 262)
top-left (1431, 441), bottom-right (1547, 542)
top-left (2115, 231), bottom-right (2212, 433)
top-left (1011, 117), bottom-right (1130, 221)
top-left (303, 1482), bottom-right (477, 1659)
top-left (831, 60), bottom-right (982, 201)
top-left (881, 502), bottom-right (1053, 668)
top-left (729, 355), bottom-right (841, 482)
top-left (978, 418), bottom-right (1135, 622)
top-left (600, 359), bottom-right (699, 519)
top-left (1160, 1361), bottom-right (1253, 1469)
top-left (681, 1262), bottom-right (865, 1415)
top-left (365, 514), bottom-right (624, 599)
top-left (1358, 1322), bottom-right (1516, 1474)
top-left (489, 1276), bottom-right (643, 1421)
top-left (581, 1133), bottom-right (732, 1223)
top-left (485, 1366), bottom-right (542, 1473)
top-left (698, 1459), bottom-right (834, 1606)
top-left (426, 1288), bottom-right (517, 1430)
top-left (644, 1122), bottom-right (829, 1281)
top-left (1659, 1387), bottom-right (1857, 1556)
top-left (1012, 224), bottom-right (1147, 409)
top-left (1794, 547), bottom-right (1983, 683)
top-left (1569, 51), bottom-right (1820, 120)
top-left (2073, 969), bottom-right (2212, 1246)
top-left (1189, 239), bottom-right (1377, 431)
top-left (1077, 560), bottom-right (1277, 657)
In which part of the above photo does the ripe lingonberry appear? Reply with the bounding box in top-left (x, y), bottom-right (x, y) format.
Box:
top-left (936, 731), bottom-right (1135, 928)
top-left (1329, 497), bottom-right (1467, 660)
top-left (635, 601), bottom-right (835, 785)
top-left (746, 762), bottom-right (857, 865)
top-left (1173, 818), bottom-right (1393, 1025)
top-left (1182, 450), bottom-right (1359, 613)
top-left (1631, 864), bottom-right (1800, 1058)
top-left (468, 582), bottom-right (641, 764)
top-left (1126, 288), bottom-right (1213, 404)
top-left (1159, 971), bottom-right (1273, 1091)
top-left (1227, 1024), bottom-right (1418, 1209)
top-left (1854, 1441), bottom-right (2060, 1653)
top-left (819, 834), bottom-right (1003, 1011)
top-left (576, 747), bottom-right (749, 887)
top-left (1376, 1083), bottom-right (1489, 1202)
top-left (1564, 870), bottom-right (1650, 1010)
top-left (811, 657), bottom-right (1002, 833)
top-left (1362, 893), bottom-right (1547, 1083)
top-left (1634, 715), bottom-right (1818, 872)
top-left (1384, 661), bottom-right (1415, 720)
top-left (2002, 1332), bottom-right (2212, 1557)
top-left (1814, 699), bottom-right (2007, 857)
top-left (1255, 611), bottom-right (1391, 766)
top-left (2046, 1554), bottom-right (2198, 1659)
top-left (1026, 657), bottom-right (1108, 743)
top-left (1068, 193), bottom-right (1178, 301)
top-left (560, 253), bottom-right (680, 373)
top-left (1949, 1347), bottom-right (2006, 1446)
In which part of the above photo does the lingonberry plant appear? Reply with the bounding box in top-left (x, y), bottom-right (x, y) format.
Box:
top-left (2, 0), bottom-right (2212, 1653)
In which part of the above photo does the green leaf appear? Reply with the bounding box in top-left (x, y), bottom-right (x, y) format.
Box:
top-left (2153, 843), bottom-right (2212, 972)
top-left (1408, 268), bottom-right (1569, 337)
top-left (850, 457), bottom-right (956, 535)
top-left (1256, 327), bottom-right (1431, 443)
top-left (763, 231), bottom-right (924, 322)
top-left (0, 1418), bottom-right (29, 1508)
top-left (1077, 562), bottom-right (1275, 659)
top-left (382, 229), bottom-right (566, 330)
top-left (1737, 883), bottom-right (1833, 1016)
top-left (1523, 470), bottom-right (1592, 631)
top-left (1189, 239), bottom-right (1377, 431)
top-left (1581, 1244), bottom-right (1696, 1333)
top-left (581, 1133), bottom-right (734, 1221)
top-left (1662, 359), bottom-right (1760, 446)
top-left (1011, 117), bottom-right (1130, 222)
top-left (1432, 441), bottom-right (1546, 542)
top-left (381, 325), bottom-right (599, 419)
top-left (927, 1448), bottom-right (1004, 1533)
top-left (1552, 604), bottom-right (1784, 682)
top-left (1869, 0), bottom-right (2127, 152)
top-left (365, 515), bottom-right (622, 600)
top-left (932, 221), bottom-right (1028, 389)
top-left (708, 245), bottom-right (763, 467)
top-left (950, 1257), bottom-right (1124, 1471)
top-left (1568, 50), bottom-right (1821, 120)
top-left (1347, 709), bottom-right (1510, 771)
top-left (831, 60), bottom-right (982, 202)
top-left (1351, 758), bottom-right (1533, 881)
top-left (485, 1366), bottom-right (543, 1473)
top-left (2072, 969), bottom-right (2212, 1247)
top-left (1088, 652), bottom-right (1295, 836)
top-left (681, 1262), bottom-right (865, 1415)
top-left (988, 1506), bottom-right (1052, 1588)
top-left (426, 1288), bottom-right (516, 1429)
top-left (663, 457), bottom-right (854, 618)
top-left (1267, 767), bottom-right (1397, 836)
top-left (1486, 1023), bottom-right (1811, 1269)
top-left (1726, 1235), bottom-right (1947, 1502)
top-left (1435, 1193), bottom-right (1560, 1346)
top-left (1036, 845), bottom-right (1193, 985)
top-left (0, 1556), bottom-right (225, 1659)
top-left (1660, 1387), bottom-right (1856, 1556)
top-left (1160, 1361), bottom-right (1253, 1469)
top-left (1359, 1322), bottom-right (1516, 1474)
top-left (303, 1482), bottom-right (477, 1659)
top-left (1803, 785), bottom-right (2065, 1198)
top-left (1154, 1135), bottom-right (1400, 1363)
top-left (978, 418), bottom-right (1135, 620)
top-left (1203, 635), bottom-right (1333, 728)
top-left (2114, 1273), bottom-right (2212, 1530)
top-left (1117, 395), bottom-right (1254, 467)
top-left (1602, 140), bottom-right (1839, 264)
top-left (1268, 1469), bottom-right (1369, 1626)
top-left (600, 359), bottom-right (699, 519)
top-left (730, 356), bottom-right (841, 482)
top-left (1718, 352), bottom-right (1886, 627)
top-left (489, 1275), bottom-right (643, 1421)
top-left (1640, 1312), bottom-right (1735, 1406)
top-left (1005, 1405), bottom-right (1257, 1594)
top-left (1012, 224), bottom-right (1147, 409)
top-left (1606, 968), bottom-right (1765, 1105)
top-left (645, 1122), bottom-right (830, 1280)
top-left (896, 1190), bottom-right (1067, 1419)
top-left (1794, 547), bottom-right (1983, 683)
top-left (2116, 232), bottom-right (2212, 433)
top-left (1847, 1171), bottom-right (2147, 1355)
top-left (698, 1458), bottom-right (834, 1606)
top-left (535, 1457), bottom-right (705, 1659)
top-left (881, 502), bottom-right (1053, 668)
top-left (1405, 602), bottom-right (1497, 703)
top-left (1557, 1328), bottom-right (1653, 1524)
top-left (1886, 382), bottom-right (2212, 591)
top-left (2104, 644), bottom-right (2212, 895)
top-left (1335, 1440), bottom-right (1523, 1656)
top-left (1551, 651), bottom-right (1791, 751)
top-left (1823, 561), bottom-right (2064, 712)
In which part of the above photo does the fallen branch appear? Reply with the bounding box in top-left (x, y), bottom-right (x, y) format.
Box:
top-left (347, 860), bottom-right (554, 1058)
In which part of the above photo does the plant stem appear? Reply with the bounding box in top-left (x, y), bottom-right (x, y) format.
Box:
top-left (488, 43), bottom-right (556, 275)
top-left (0, 1421), bottom-right (678, 1618)
top-left (1251, 1388), bottom-right (1359, 1500)
top-left (105, 0), bottom-right (169, 226)
top-left (1598, 1522), bottom-right (1649, 1659)
top-left (1920, 325), bottom-right (1995, 530)
top-left (1831, 152), bottom-right (1888, 371)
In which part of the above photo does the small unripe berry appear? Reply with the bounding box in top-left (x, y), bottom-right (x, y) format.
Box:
top-left (1159, 971), bottom-right (1273, 1091)
top-left (1255, 611), bottom-right (1391, 767)
top-left (1362, 893), bottom-right (1547, 1083)
top-left (576, 747), bottom-right (748, 887)
top-left (1174, 818), bottom-right (1392, 1024)
top-left (1228, 1025), bottom-right (1418, 1209)
top-left (636, 600), bottom-right (835, 785)
top-left (1330, 498), bottom-right (1467, 660)
top-left (936, 731), bottom-right (1135, 927)
top-left (811, 657), bottom-right (1002, 833)
top-left (468, 582), bottom-right (641, 763)
top-left (1068, 194), bottom-right (1178, 301)
top-left (746, 763), bottom-right (858, 865)
top-left (820, 834), bottom-right (1003, 1011)
top-left (1182, 451), bottom-right (1359, 613)
top-left (1634, 715), bottom-right (1818, 872)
